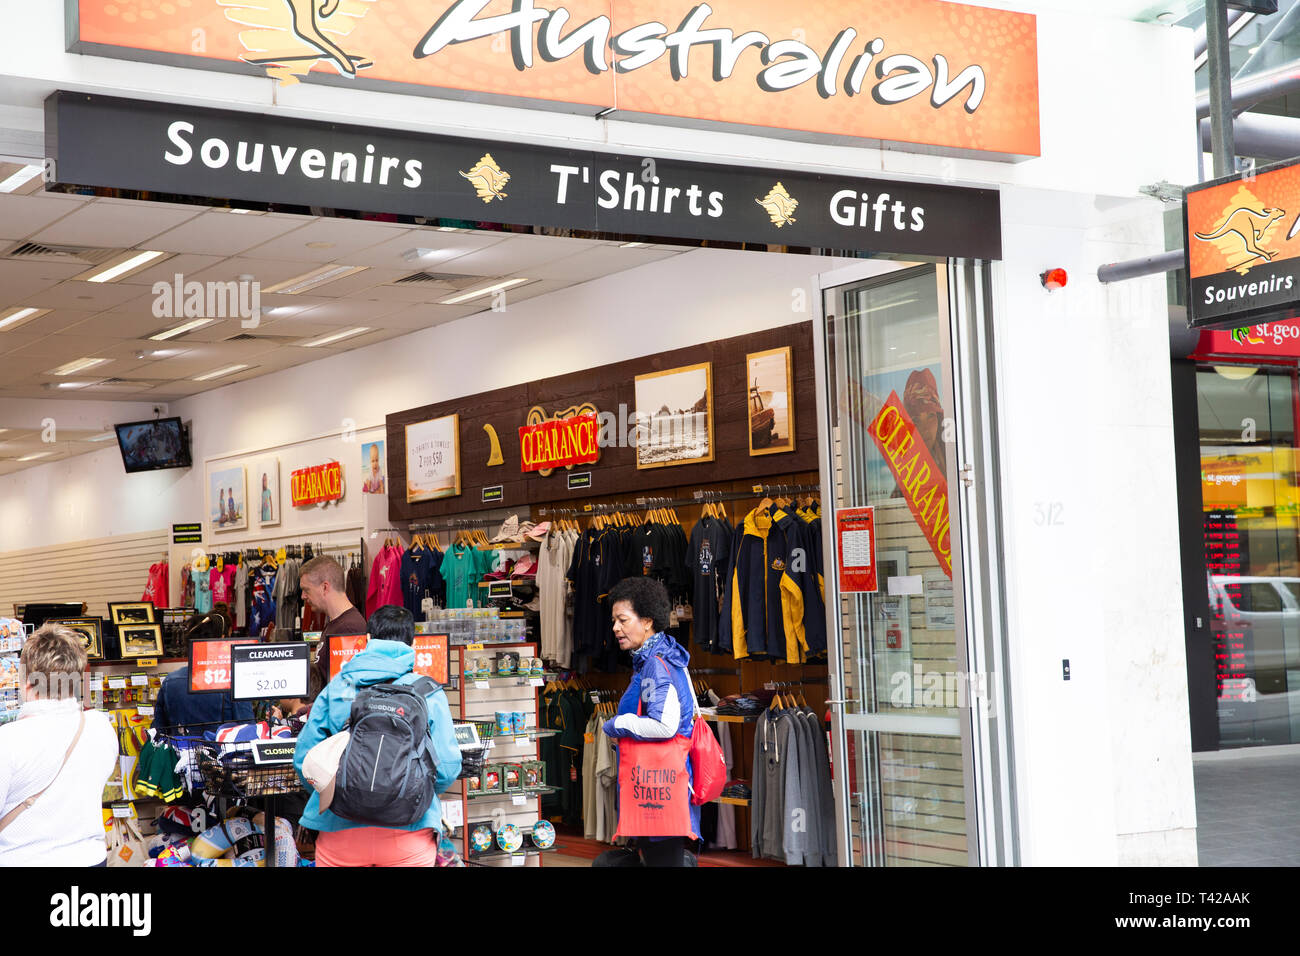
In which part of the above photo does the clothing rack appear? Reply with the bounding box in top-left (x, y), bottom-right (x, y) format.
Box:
top-left (535, 483), bottom-right (822, 519)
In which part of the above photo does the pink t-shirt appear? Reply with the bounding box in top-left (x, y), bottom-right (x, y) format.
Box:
top-left (210, 565), bottom-right (237, 606)
top-left (366, 544), bottom-right (405, 617)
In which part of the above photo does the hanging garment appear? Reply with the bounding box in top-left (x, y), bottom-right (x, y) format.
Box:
top-left (273, 558), bottom-right (301, 632)
top-left (400, 545), bottom-right (442, 620)
top-left (727, 508), bottom-right (808, 663)
top-left (210, 564), bottom-right (237, 609)
top-left (232, 562), bottom-right (248, 628)
top-left (772, 508), bottom-right (826, 657)
top-left (713, 719), bottom-right (738, 850)
top-left (248, 564), bottom-right (277, 636)
top-left (687, 516), bottom-right (731, 653)
top-left (366, 542), bottom-right (405, 617)
top-left (537, 530), bottom-right (574, 667)
top-left (194, 569), bottom-right (213, 614)
top-left (439, 543), bottom-right (494, 611)
top-left (345, 563), bottom-right (367, 612)
top-left (142, 561), bottom-right (169, 609)
top-left (583, 710), bottom-right (601, 840)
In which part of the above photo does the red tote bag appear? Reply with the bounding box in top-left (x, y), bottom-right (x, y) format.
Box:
top-left (613, 734), bottom-right (695, 839)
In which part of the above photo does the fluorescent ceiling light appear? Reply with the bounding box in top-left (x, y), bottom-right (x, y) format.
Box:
top-left (440, 278), bottom-right (531, 305)
top-left (0, 307), bottom-right (50, 331)
top-left (0, 164), bottom-right (42, 193)
top-left (16, 452), bottom-right (51, 462)
top-left (262, 265), bottom-right (366, 295)
top-left (194, 364), bottom-right (250, 382)
top-left (301, 327), bottom-right (371, 348)
top-left (83, 250), bottom-right (168, 284)
top-left (149, 318), bottom-right (214, 341)
top-left (49, 357), bottom-right (109, 376)
top-left (87, 431), bottom-right (117, 442)
top-left (621, 242), bottom-right (649, 248)
top-left (436, 226), bottom-right (461, 232)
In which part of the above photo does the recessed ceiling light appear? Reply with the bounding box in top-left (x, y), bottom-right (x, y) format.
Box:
top-left (262, 265), bottom-right (367, 295)
top-left (0, 164), bottom-right (43, 193)
top-left (621, 242), bottom-right (649, 248)
top-left (301, 327), bottom-right (371, 348)
top-left (436, 227), bottom-right (461, 233)
top-left (45, 381), bottom-right (95, 390)
top-left (440, 278), bottom-right (531, 305)
top-left (149, 318), bottom-right (214, 341)
top-left (16, 452), bottom-right (51, 462)
top-left (402, 248), bottom-right (440, 262)
top-left (194, 364), bottom-right (250, 382)
top-left (48, 357), bottom-right (110, 376)
top-left (0, 307), bottom-right (50, 331)
top-left (80, 250), bottom-right (168, 283)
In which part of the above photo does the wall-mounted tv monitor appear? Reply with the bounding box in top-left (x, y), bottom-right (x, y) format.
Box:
top-left (114, 417), bottom-right (191, 473)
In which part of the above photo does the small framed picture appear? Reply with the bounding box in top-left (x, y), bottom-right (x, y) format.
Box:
top-left (119, 623), bottom-right (164, 659)
top-left (747, 346), bottom-right (795, 456)
top-left (255, 457), bottom-right (280, 527)
top-left (633, 361), bottom-right (715, 469)
top-left (109, 602), bottom-right (156, 627)
top-left (48, 617), bottom-right (103, 661)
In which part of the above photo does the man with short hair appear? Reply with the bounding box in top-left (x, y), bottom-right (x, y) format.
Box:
top-left (0, 624), bottom-right (118, 866)
top-left (293, 605), bottom-right (461, 866)
top-left (300, 555), bottom-right (366, 695)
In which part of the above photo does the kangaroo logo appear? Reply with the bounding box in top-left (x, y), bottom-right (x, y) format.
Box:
top-left (1194, 206), bottom-right (1286, 269)
top-left (224, 0), bottom-right (377, 85)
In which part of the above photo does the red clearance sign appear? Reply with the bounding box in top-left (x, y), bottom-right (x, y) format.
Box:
top-left (328, 634), bottom-right (369, 681)
top-left (291, 461), bottom-right (344, 507)
top-left (413, 633), bottom-right (450, 684)
top-left (189, 637), bottom-right (260, 694)
top-left (72, 0), bottom-right (1039, 159)
top-left (868, 390), bottom-right (952, 578)
top-left (519, 412), bottom-right (601, 473)
top-left (836, 507), bottom-right (878, 594)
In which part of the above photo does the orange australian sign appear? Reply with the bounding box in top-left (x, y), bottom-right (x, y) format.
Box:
top-left (291, 461), bottom-right (344, 507)
top-left (1186, 160), bottom-right (1300, 329)
top-left (72, 0), bottom-right (1040, 158)
top-left (868, 390), bottom-right (952, 578)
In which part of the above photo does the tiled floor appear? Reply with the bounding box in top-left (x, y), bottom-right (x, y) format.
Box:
top-left (1194, 745), bottom-right (1300, 866)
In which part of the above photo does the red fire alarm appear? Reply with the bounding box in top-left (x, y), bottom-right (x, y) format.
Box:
top-left (1040, 268), bottom-right (1068, 291)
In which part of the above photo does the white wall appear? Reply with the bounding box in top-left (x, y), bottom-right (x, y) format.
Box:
top-left (994, 189), bottom-right (1197, 865)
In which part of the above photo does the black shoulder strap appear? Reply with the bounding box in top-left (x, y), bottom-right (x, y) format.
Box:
top-left (408, 675), bottom-right (438, 698)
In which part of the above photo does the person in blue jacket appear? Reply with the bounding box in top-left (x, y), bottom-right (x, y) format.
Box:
top-left (154, 612), bottom-right (254, 735)
top-left (595, 576), bottom-right (699, 868)
top-left (294, 605), bottom-right (461, 867)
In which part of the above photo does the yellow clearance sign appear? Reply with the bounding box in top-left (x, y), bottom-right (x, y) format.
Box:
top-left (73, 0), bottom-right (1039, 158)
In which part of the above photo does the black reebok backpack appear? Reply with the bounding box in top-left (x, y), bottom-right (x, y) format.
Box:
top-left (330, 676), bottom-right (439, 828)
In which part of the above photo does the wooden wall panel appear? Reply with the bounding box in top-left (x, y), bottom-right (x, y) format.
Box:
top-left (386, 323), bottom-right (819, 520)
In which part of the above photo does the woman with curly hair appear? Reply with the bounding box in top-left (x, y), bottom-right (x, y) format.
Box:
top-left (594, 576), bottom-right (699, 867)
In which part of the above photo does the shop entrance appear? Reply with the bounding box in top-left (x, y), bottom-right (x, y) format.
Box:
top-left (815, 260), bottom-right (1013, 866)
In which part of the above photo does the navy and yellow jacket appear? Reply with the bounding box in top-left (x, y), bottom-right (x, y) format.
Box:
top-left (772, 507), bottom-right (826, 658)
top-left (727, 507), bottom-right (808, 663)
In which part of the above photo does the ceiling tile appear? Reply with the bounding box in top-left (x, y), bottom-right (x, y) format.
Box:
top-left (0, 194), bottom-right (86, 241)
top-left (292, 267), bottom-right (408, 298)
top-left (186, 256), bottom-right (335, 287)
top-left (539, 246), bottom-right (683, 281)
top-left (288, 298), bottom-right (408, 324)
top-left (148, 211), bottom-right (311, 256)
top-left (346, 231), bottom-right (508, 269)
top-left (32, 199), bottom-right (203, 248)
top-left (0, 259), bottom-right (93, 305)
top-left (377, 303), bottom-right (481, 328)
top-left (440, 235), bottom-right (603, 276)
top-left (21, 280), bottom-right (145, 311)
top-left (243, 219), bottom-right (413, 263)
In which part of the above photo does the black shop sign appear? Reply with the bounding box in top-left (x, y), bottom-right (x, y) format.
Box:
top-left (45, 91), bottom-right (1002, 260)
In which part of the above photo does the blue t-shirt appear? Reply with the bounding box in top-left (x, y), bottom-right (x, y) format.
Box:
top-left (400, 547), bottom-right (444, 619)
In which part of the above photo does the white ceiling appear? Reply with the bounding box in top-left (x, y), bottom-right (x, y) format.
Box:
top-left (0, 173), bottom-right (688, 472)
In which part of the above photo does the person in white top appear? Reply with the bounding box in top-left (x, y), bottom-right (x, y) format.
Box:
top-left (0, 623), bottom-right (118, 866)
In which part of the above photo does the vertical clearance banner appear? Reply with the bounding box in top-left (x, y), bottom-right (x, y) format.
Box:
top-left (1186, 159), bottom-right (1300, 330)
top-left (868, 390), bottom-right (952, 578)
top-left (70, 0), bottom-right (1039, 159)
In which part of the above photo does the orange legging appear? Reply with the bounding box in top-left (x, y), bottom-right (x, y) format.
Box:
top-left (315, 827), bottom-right (442, 867)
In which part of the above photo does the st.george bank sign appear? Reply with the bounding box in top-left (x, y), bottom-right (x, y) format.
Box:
top-left (70, 0), bottom-right (1040, 160)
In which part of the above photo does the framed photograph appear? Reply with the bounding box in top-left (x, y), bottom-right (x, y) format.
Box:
top-left (747, 346), bottom-right (795, 456)
top-left (362, 440), bottom-right (387, 495)
top-left (48, 617), bottom-right (103, 661)
top-left (119, 623), bottom-right (164, 659)
top-left (633, 362), bottom-right (715, 469)
top-left (209, 465), bottom-right (247, 532)
top-left (108, 602), bottom-right (156, 626)
top-left (255, 458), bottom-right (280, 527)
top-left (405, 415), bottom-right (461, 503)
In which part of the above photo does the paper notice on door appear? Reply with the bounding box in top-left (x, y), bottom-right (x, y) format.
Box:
top-left (888, 575), bottom-right (923, 596)
top-left (924, 571), bottom-right (955, 629)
